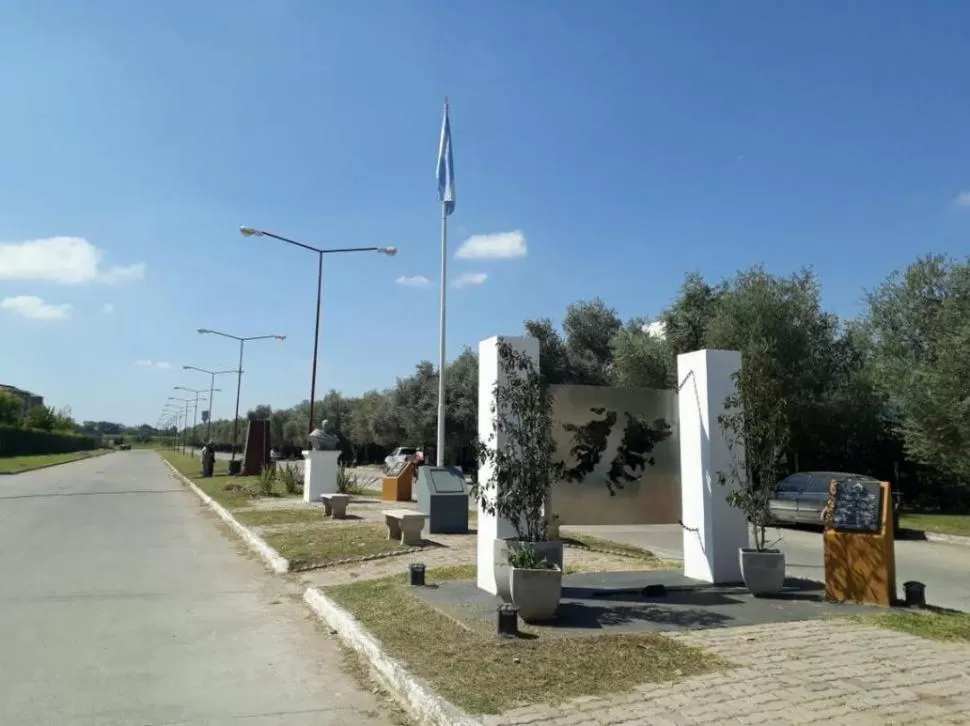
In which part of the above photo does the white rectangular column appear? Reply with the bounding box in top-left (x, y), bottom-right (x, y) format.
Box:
top-left (476, 335), bottom-right (540, 594)
top-left (303, 450), bottom-right (340, 502)
top-left (677, 349), bottom-right (748, 584)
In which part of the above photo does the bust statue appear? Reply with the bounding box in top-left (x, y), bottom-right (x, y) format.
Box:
top-left (308, 419), bottom-right (339, 451)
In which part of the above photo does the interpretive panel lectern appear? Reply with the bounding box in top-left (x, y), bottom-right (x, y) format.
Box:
top-left (382, 461), bottom-right (414, 502)
top-left (823, 478), bottom-right (896, 606)
top-left (417, 466), bottom-right (470, 534)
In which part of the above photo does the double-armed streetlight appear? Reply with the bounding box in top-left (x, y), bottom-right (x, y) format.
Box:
top-left (240, 225), bottom-right (397, 435)
top-left (173, 386), bottom-right (213, 457)
top-left (168, 396), bottom-right (197, 455)
top-left (197, 328), bottom-right (286, 471)
top-left (183, 365), bottom-right (238, 442)
top-left (161, 404), bottom-right (184, 452)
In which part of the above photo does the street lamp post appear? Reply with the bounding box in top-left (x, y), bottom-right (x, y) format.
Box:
top-left (183, 366), bottom-right (238, 442)
top-left (197, 328), bottom-right (286, 473)
top-left (162, 407), bottom-right (182, 451)
top-left (174, 387), bottom-right (213, 457)
top-left (240, 226), bottom-right (397, 435)
top-left (168, 396), bottom-right (194, 455)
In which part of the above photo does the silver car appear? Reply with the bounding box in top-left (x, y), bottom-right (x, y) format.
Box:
top-left (769, 471), bottom-right (901, 530)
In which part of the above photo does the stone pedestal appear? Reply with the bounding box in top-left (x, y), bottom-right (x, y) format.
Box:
top-left (303, 449), bottom-right (340, 503)
top-left (677, 349), bottom-right (748, 584)
top-left (242, 419), bottom-right (271, 476)
top-left (476, 335), bottom-right (541, 595)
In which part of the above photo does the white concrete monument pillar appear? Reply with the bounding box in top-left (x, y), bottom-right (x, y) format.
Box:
top-left (677, 349), bottom-right (748, 584)
top-left (476, 335), bottom-right (540, 595)
top-left (302, 449), bottom-right (340, 503)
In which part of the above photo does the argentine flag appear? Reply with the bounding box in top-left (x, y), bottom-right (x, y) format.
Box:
top-left (436, 102), bottom-right (456, 216)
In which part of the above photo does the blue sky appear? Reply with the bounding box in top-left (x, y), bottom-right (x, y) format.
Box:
top-left (2, 1), bottom-right (969, 426)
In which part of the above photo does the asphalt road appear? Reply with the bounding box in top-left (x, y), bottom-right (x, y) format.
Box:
top-left (0, 451), bottom-right (393, 726)
top-left (562, 522), bottom-right (970, 613)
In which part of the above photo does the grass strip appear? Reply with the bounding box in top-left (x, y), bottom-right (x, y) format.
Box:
top-left (325, 565), bottom-right (726, 714)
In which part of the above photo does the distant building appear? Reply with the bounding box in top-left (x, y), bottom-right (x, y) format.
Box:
top-left (0, 384), bottom-right (44, 417)
top-left (640, 320), bottom-right (667, 339)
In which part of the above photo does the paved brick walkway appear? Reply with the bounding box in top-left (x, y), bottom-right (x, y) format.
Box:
top-left (485, 619), bottom-right (970, 725)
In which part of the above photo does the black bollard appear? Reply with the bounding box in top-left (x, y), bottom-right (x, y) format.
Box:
top-left (497, 604), bottom-right (519, 638)
top-left (903, 581), bottom-right (926, 608)
top-left (409, 563), bottom-right (426, 587)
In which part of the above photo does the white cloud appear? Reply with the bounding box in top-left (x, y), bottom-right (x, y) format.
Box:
top-left (102, 303), bottom-right (115, 314)
top-left (455, 231), bottom-right (527, 260)
top-left (0, 236), bottom-right (146, 284)
top-left (955, 191), bottom-right (970, 208)
top-left (98, 263), bottom-right (145, 284)
top-left (395, 275), bottom-right (431, 288)
top-left (135, 360), bottom-right (171, 370)
top-left (452, 272), bottom-right (488, 289)
top-left (1, 295), bottom-right (72, 320)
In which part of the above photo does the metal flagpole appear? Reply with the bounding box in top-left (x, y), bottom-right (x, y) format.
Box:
top-left (435, 98), bottom-right (455, 468)
top-left (436, 201), bottom-right (448, 466)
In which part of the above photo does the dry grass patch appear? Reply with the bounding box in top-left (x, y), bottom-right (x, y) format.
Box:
top-left (263, 521), bottom-right (411, 569)
top-left (234, 508), bottom-right (329, 527)
top-left (563, 532), bottom-right (677, 567)
top-left (325, 565), bottom-right (726, 715)
top-left (161, 451), bottom-right (266, 509)
top-left (854, 608), bottom-right (970, 643)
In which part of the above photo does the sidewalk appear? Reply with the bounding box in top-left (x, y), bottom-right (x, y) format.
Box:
top-left (484, 619), bottom-right (970, 725)
top-left (562, 524), bottom-right (970, 613)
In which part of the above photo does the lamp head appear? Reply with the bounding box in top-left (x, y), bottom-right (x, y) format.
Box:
top-left (239, 226), bottom-right (263, 237)
top-left (378, 246), bottom-right (398, 257)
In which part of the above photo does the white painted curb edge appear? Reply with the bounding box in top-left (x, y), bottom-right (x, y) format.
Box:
top-left (303, 587), bottom-right (482, 726)
top-left (162, 458), bottom-right (291, 574)
top-left (923, 531), bottom-right (970, 548)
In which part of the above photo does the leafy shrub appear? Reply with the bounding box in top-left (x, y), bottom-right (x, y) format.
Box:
top-left (507, 545), bottom-right (557, 570)
top-left (254, 465), bottom-right (277, 497)
top-left (336, 466), bottom-right (366, 495)
top-left (279, 464), bottom-right (301, 495)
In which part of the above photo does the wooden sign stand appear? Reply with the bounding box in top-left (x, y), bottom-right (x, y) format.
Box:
top-left (823, 479), bottom-right (896, 606)
top-left (382, 461), bottom-right (414, 502)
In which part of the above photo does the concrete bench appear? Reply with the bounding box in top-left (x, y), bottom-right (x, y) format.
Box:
top-left (383, 509), bottom-right (427, 546)
top-left (320, 493), bottom-right (351, 518)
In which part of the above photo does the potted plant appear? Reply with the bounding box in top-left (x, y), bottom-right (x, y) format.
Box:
top-left (473, 340), bottom-right (565, 621)
top-left (717, 352), bottom-right (790, 597)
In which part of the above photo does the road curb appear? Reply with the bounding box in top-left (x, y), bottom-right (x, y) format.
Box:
top-left (303, 587), bottom-right (482, 726)
top-left (161, 458), bottom-right (291, 574)
top-left (922, 531), bottom-right (970, 548)
top-left (0, 449), bottom-right (111, 476)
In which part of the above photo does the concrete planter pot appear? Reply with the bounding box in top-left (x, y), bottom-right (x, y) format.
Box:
top-left (739, 548), bottom-right (786, 597)
top-left (510, 565), bottom-right (563, 623)
top-left (493, 539), bottom-right (564, 603)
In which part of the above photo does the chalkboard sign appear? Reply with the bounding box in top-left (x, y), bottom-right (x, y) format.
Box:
top-left (831, 478), bottom-right (884, 533)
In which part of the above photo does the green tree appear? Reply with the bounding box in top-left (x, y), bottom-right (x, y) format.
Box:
top-left (444, 347), bottom-right (479, 463)
top-left (562, 298), bottom-right (622, 385)
top-left (609, 318), bottom-right (674, 389)
top-left (701, 266), bottom-right (841, 471)
top-left (24, 405), bottom-right (57, 431)
top-left (660, 272), bottom-right (723, 356)
top-left (866, 255), bottom-right (970, 501)
top-left (0, 392), bottom-right (22, 426)
top-left (523, 317), bottom-right (573, 385)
